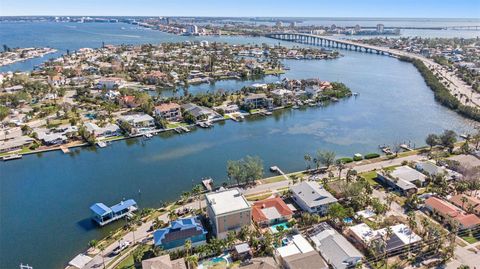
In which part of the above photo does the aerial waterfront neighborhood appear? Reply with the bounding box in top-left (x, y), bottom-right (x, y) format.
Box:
top-left (1, 1), bottom-right (480, 269)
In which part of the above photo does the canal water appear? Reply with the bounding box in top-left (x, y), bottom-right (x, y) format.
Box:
top-left (0, 21), bottom-right (477, 269)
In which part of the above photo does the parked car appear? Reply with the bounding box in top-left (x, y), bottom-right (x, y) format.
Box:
top-left (112, 240), bottom-right (131, 255)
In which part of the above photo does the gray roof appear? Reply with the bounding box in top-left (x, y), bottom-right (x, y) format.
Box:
top-left (283, 251), bottom-right (328, 269)
top-left (391, 166), bottom-right (427, 183)
top-left (309, 223), bottom-right (363, 269)
top-left (290, 181), bottom-right (337, 208)
top-left (181, 103), bottom-right (217, 119)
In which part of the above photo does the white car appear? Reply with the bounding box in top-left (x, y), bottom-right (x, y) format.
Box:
top-left (112, 241), bottom-right (131, 255)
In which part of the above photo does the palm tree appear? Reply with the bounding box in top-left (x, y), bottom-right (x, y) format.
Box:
top-left (303, 154), bottom-right (312, 170)
top-left (336, 160), bottom-right (346, 180)
top-left (99, 244), bottom-right (106, 269)
top-left (185, 255), bottom-right (198, 269)
top-left (460, 196), bottom-right (468, 210)
top-left (184, 239), bottom-right (192, 258)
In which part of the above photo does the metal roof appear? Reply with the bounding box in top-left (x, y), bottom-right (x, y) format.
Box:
top-left (111, 199), bottom-right (137, 213)
top-left (90, 203), bottom-right (112, 216)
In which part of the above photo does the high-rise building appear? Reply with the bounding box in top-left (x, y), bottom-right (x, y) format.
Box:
top-left (186, 25), bottom-right (199, 35)
top-left (376, 24), bottom-right (384, 33)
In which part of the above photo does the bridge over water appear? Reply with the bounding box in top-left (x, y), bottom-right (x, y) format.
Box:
top-left (265, 32), bottom-right (406, 57)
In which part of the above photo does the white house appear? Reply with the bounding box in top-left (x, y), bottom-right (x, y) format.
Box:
top-left (290, 181), bottom-right (337, 215)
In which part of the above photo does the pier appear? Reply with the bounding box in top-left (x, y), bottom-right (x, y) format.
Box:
top-left (202, 178), bottom-right (214, 191)
top-left (270, 165), bottom-right (289, 181)
top-left (60, 145), bottom-right (70, 153)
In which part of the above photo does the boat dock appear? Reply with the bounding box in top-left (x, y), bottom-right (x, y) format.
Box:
top-left (90, 199), bottom-right (138, 226)
top-left (202, 178), bottom-right (214, 191)
top-left (1, 154), bottom-right (22, 161)
top-left (60, 146), bottom-right (70, 153)
top-left (269, 165), bottom-right (289, 180)
top-left (96, 141), bottom-right (107, 148)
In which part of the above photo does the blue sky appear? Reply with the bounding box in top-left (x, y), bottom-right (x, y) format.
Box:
top-left (1, 0), bottom-right (479, 18)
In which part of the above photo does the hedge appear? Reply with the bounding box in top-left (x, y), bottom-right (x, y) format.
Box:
top-left (337, 157), bottom-right (353, 163)
top-left (364, 153), bottom-right (381, 159)
top-left (353, 156), bottom-right (363, 161)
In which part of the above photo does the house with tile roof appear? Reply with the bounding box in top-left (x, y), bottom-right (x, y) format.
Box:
top-left (449, 194), bottom-right (480, 216)
top-left (424, 196), bottom-right (480, 229)
top-left (252, 197), bottom-right (294, 227)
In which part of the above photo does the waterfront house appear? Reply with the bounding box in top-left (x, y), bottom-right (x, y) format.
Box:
top-left (0, 135), bottom-right (35, 153)
top-left (305, 86), bottom-right (323, 98)
top-left (90, 199), bottom-right (138, 226)
top-left (290, 181), bottom-right (337, 215)
top-left (37, 132), bottom-right (68, 145)
top-left (449, 194), bottom-right (480, 215)
top-left (347, 223), bottom-right (421, 256)
top-left (84, 122), bottom-right (121, 138)
top-left (144, 70), bottom-right (168, 85)
top-left (181, 103), bottom-right (219, 121)
top-left (270, 89), bottom-right (293, 106)
top-left (308, 222), bottom-right (363, 269)
top-left (243, 93), bottom-right (273, 110)
top-left (141, 254), bottom-right (186, 269)
top-left (424, 196), bottom-right (480, 229)
top-left (213, 103), bottom-right (240, 114)
top-left (275, 234), bottom-right (328, 269)
top-left (376, 166), bottom-right (427, 196)
top-left (415, 160), bottom-right (462, 180)
top-left (153, 216), bottom-right (207, 251)
top-left (118, 113), bottom-right (155, 133)
top-left (205, 188), bottom-right (251, 239)
top-left (154, 103), bottom-right (182, 122)
top-left (252, 197), bottom-right (293, 227)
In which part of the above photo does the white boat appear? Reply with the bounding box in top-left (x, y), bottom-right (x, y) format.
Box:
top-left (144, 133), bottom-right (153, 139)
top-left (2, 154), bottom-right (22, 161)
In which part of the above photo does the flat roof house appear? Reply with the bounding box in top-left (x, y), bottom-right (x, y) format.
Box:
top-left (154, 103), bottom-right (182, 122)
top-left (252, 197), bottom-right (294, 227)
top-left (347, 223), bottom-right (421, 256)
top-left (308, 222), bottom-right (363, 269)
top-left (153, 216), bottom-right (207, 251)
top-left (0, 135), bottom-right (34, 153)
top-left (205, 188), bottom-right (251, 239)
top-left (84, 122), bottom-right (120, 138)
top-left (118, 113), bottom-right (155, 133)
top-left (290, 181), bottom-right (337, 215)
top-left (275, 234), bottom-right (328, 269)
top-left (377, 166), bottom-right (427, 196)
top-left (243, 93), bottom-right (273, 109)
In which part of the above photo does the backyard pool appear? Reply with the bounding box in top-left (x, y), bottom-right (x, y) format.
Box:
top-left (269, 222), bottom-right (290, 233)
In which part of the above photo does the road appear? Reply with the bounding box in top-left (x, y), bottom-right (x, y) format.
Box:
top-left (80, 153), bottom-right (427, 269)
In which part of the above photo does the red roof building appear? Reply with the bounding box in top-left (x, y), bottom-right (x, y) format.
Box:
top-left (252, 197), bottom-right (293, 227)
top-left (449, 194), bottom-right (480, 216)
top-left (425, 196), bottom-right (480, 229)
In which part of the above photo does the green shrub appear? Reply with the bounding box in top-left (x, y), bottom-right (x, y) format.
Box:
top-left (337, 157), bottom-right (353, 163)
top-left (364, 153), bottom-right (380, 159)
top-left (353, 156), bottom-right (363, 161)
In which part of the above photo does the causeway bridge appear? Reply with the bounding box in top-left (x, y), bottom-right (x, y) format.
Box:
top-left (265, 32), bottom-right (403, 57)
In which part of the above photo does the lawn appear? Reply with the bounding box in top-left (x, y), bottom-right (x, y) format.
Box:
top-left (360, 171), bottom-right (379, 186)
top-left (461, 235), bottom-right (479, 244)
top-left (261, 175), bottom-right (287, 184)
top-left (115, 255), bottom-right (135, 269)
top-left (245, 192), bottom-right (272, 201)
top-left (166, 122), bottom-right (188, 129)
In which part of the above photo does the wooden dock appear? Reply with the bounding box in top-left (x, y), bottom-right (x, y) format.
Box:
top-left (270, 166), bottom-right (289, 180)
top-left (60, 146), bottom-right (70, 153)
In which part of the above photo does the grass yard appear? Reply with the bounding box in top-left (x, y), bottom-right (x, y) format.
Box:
top-left (360, 171), bottom-right (380, 186)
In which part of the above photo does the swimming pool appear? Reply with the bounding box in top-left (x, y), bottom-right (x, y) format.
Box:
top-left (269, 222), bottom-right (290, 233)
